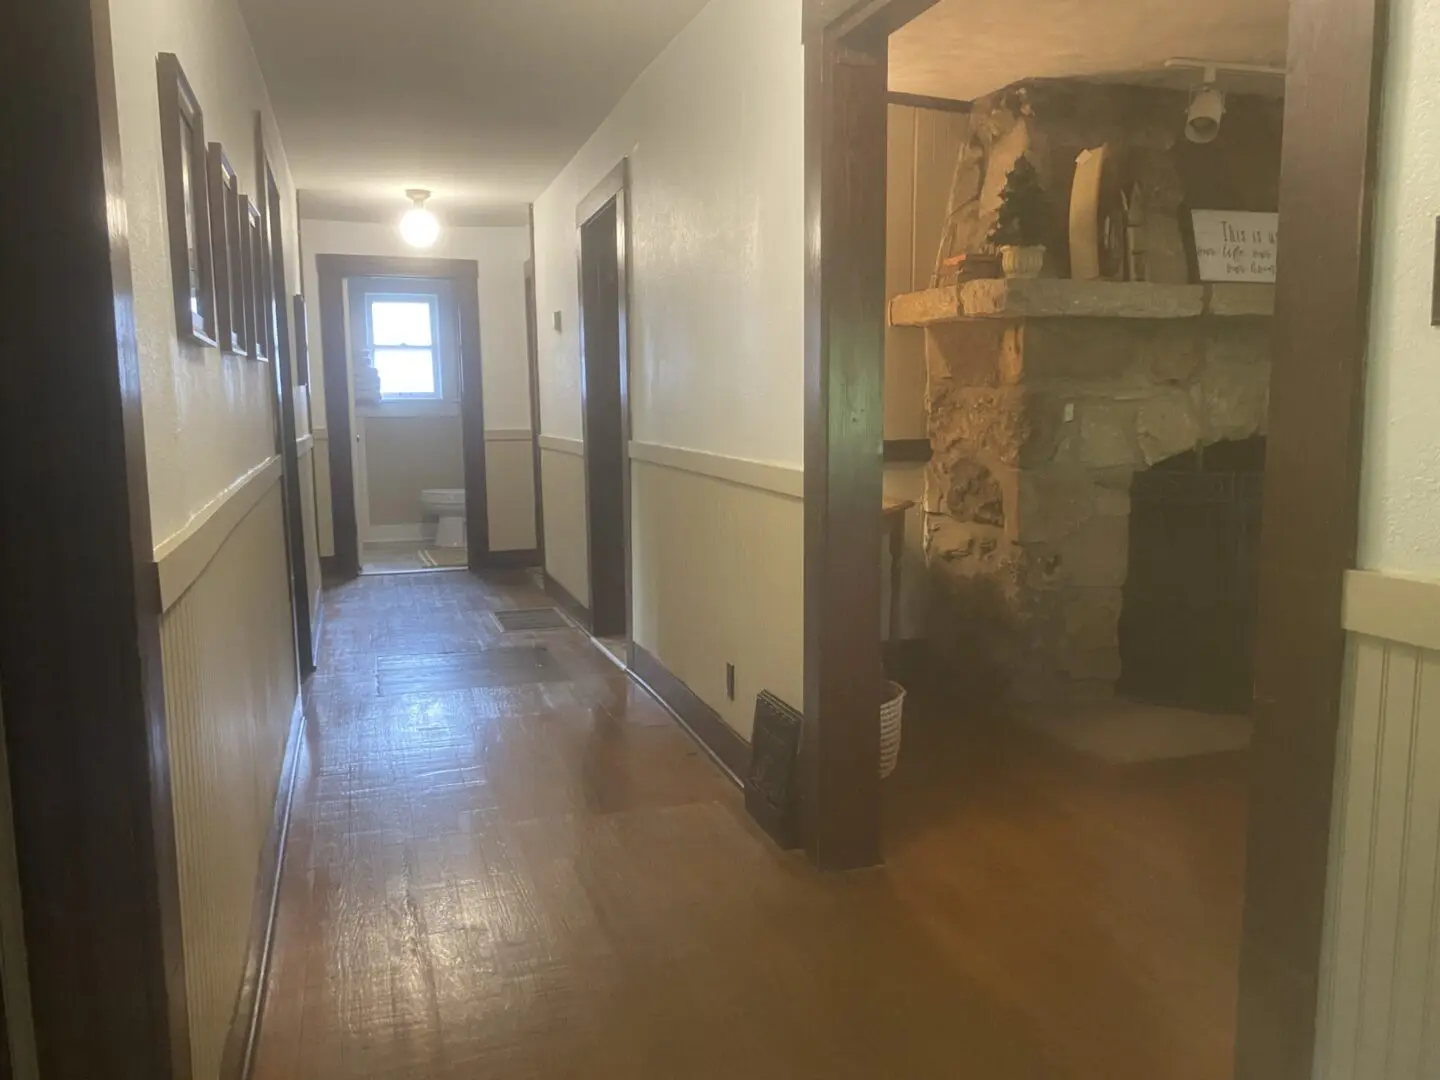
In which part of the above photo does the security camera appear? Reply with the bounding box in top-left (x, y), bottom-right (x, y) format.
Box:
top-left (1186, 84), bottom-right (1226, 144)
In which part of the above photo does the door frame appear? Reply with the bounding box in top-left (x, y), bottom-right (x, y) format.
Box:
top-left (524, 211), bottom-right (547, 566)
top-left (257, 118), bottom-right (313, 676)
top-left (316, 254), bottom-right (490, 577)
top-left (1, 0), bottom-right (193, 1072)
top-left (574, 160), bottom-right (634, 648)
top-left (803, 2), bottom-right (1388, 1079)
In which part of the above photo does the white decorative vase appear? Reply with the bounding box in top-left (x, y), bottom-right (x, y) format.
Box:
top-left (1000, 244), bottom-right (1046, 279)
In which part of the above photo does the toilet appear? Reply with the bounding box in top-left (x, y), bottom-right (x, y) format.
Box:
top-left (421, 488), bottom-right (467, 549)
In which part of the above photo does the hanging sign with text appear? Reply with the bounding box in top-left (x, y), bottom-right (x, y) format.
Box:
top-left (1191, 210), bottom-right (1279, 283)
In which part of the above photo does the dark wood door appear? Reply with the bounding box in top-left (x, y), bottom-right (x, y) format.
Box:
top-left (579, 202), bottom-right (627, 638)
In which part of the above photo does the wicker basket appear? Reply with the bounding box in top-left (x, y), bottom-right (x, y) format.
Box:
top-left (880, 681), bottom-right (906, 779)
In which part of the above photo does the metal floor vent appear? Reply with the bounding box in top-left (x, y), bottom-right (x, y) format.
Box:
top-left (492, 608), bottom-right (569, 633)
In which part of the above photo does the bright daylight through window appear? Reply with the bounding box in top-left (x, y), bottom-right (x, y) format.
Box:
top-left (368, 296), bottom-right (439, 398)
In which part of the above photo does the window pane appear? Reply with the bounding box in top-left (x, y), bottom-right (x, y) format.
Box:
top-left (370, 300), bottom-right (433, 347)
top-left (373, 348), bottom-right (436, 397)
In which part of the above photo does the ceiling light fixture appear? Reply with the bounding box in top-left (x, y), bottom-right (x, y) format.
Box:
top-left (399, 189), bottom-right (440, 248)
top-left (1164, 58), bottom-right (1286, 145)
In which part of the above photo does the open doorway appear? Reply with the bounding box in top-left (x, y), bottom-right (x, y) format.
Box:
top-left (576, 164), bottom-right (632, 657)
top-left (316, 255), bottom-right (489, 579)
top-left (804, 0), bottom-right (1384, 1078)
top-left (346, 276), bottom-right (467, 573)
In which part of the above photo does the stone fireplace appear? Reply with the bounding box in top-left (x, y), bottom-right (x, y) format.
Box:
top-left (887, 76), bottom-right (1279, 710)
top-left (896, 283), bottom-right (1272, 706)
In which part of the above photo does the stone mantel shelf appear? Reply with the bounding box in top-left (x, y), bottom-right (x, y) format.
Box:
top-left (889, 279), bottom-right (1275, 328)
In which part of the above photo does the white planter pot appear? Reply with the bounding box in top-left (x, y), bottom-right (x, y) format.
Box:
top-left (1000, 245), bottom-right (1046, 279)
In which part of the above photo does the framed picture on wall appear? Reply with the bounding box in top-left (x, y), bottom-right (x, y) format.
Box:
top-left (246, 199), bottom-right (271, 362)
top-left (206, 145), bottom-right (248, 356)
top-left (292, 294), bottom-right (310, 387)
top-left (257, 116), bottom-right (289, 371)
top-left (157, 53), bottom-right (218, 346)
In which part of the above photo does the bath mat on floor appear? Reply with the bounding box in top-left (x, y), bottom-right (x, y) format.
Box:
top-left (492, 608), bottom-right (569, 633)
top-left (1019, 701), bottom-right (1253, 765)
top-left (419, 547), bottom-right (469, 569)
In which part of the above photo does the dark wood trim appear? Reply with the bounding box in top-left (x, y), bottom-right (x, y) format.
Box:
top-left (543, 571), bottom-right (591, 632)
top-left (309, 586), bottom-right (327, 664)
top-left (806, 0), bottom-right (938, 41)
top-left (882, 438), bottom-right (931, 463)
top-left (218, 693), bottom-right (305, 1080)
top-left (456, 270), bottom-right (492, 576)
top-left (576, 160), bottom-right (634, 644)
top-left (629, 646), bottom-right (750, 785)
top-left (259, 118), bottom-right (313, 678)
top-left (476, 549), bottom-right (542, 571)
top-left (575, 160), bottom-right (630, 230)
top-left (525, 206), bottom-right (547, 563)
top-left (886, 91), bottom-right (972, 113)
top-left (292, 294), bottom-right (310, 387)
top-left (803, 3), bottom-right (935, 872)
top-left (1, 0), bottom-right (192, 1073)
top-left (315, 254), bottom-right (484, 580)
top-left (320, 555), bottom-right (346, 584)
top-left (1235, 1), bottom-right (1389, 1078)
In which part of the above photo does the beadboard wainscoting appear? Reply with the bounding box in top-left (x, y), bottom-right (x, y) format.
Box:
top-left (485, 429), bottom-right (539, 553)
top-left (1314, 570), bottom-right (1440, 1080)
top-left (629, 442), bottom-right (803, 742)
top-left (539, 434), bottom-right (589, 608)
top-left (155, 474), bottom-right (298, 1080)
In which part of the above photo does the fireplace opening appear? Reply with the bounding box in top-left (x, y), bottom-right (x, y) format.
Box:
top-left (1117, 436), bottom-right (1267, 714)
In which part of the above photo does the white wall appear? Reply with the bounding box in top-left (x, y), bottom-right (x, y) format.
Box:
top-left (532, 0), bottom-right (806, 734)
top-left (110, 0), bottom-right (301, 545)
top-left (533, 0), bottom-right (804, 460)
top-left (1357, 0), bottom-right (1440, 578)
top-left (1314, 1), bottom-right (1440, 1076)
top-left (301, 220), bottom-right (537, 553)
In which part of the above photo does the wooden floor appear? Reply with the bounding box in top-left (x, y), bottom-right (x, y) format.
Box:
top-left (251, 570), bottom-right (1247, 1080)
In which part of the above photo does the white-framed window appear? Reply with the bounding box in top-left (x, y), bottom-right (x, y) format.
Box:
top-left (365, 293), bottom-right (441, 399)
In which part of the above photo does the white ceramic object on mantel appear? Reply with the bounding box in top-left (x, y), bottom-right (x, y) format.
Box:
top-left (1000, 244), bottom-right (1046, 279)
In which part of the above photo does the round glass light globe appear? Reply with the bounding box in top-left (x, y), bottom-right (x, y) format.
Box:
top-left (399, 206), bottom-right (440, 248)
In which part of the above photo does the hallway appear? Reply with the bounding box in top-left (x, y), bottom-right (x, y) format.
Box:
top-left (250, 571), bottom-right (1056, 1079)
top-left (248, 570), bottom-right (1244, 1080)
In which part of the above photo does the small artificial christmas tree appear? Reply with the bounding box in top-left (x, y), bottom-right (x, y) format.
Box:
top-left (988, 156), bottom-right (1048, 249)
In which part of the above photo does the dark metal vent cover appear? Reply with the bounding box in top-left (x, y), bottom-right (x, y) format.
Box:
top-left (492, 608), bottom-right (569, 633)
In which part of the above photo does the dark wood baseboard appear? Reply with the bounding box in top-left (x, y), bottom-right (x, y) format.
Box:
top-left (476, 548), bottom-right (542, 571)
top-left (220, 692), bottom-right (307, 1080)
top-left (543, 571), bottom-right (591, 632)
top-left (308, 589), bottom-right (326, 674)
top-left (629, 645), bottom-right (750, 786)
top-left (319, 555), bottom-right (350, 584)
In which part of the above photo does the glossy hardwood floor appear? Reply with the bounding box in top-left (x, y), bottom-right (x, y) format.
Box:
top-left (251, 570), bottom-right (1246, 1080)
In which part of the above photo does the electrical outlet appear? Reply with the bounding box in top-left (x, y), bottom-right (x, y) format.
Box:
top-left (725, 663), bottom-right (736, 701)
top-left (552, 310), bottom-right (563, 332)
top-left (1064, 401), bottom-right (1076, 423)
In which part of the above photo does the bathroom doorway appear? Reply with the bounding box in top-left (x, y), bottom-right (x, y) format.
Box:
top-left (576, 162), bottom-right (632, 650)
top-left (347, 276), bottom-right (467, 573)
top-left (316, 254), bottom-right (489, 578)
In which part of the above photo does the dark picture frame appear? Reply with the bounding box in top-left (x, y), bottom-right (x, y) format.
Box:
top-left (206, 145), bottom-right (248, 356)
top-left (156, 53), bottom-right (217, 346)
top-left (292, 294), bottom-right (310, 386)
top-left (246, 199), bottom-right (271, 362)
